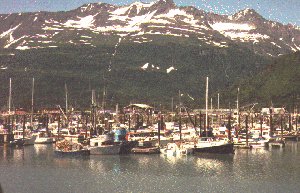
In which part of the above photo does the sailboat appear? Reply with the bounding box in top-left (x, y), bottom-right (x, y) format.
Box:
top-left (13, 115), bottom-right (37, 146)
top-left (193, 77), bottom-right (234, 154)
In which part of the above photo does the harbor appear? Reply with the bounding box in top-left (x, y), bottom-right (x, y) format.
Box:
top-left (0, 0), bottom-right (299, 192)
top-left (1, 97), bottom-right (300, 192)
top-left (1, 142), bottom-right (300, 193)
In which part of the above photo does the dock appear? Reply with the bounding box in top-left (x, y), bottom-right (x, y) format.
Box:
top-left (268, 141), bottom-right (285, 148)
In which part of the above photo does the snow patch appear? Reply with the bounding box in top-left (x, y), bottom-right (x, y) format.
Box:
top-left (81, 35), bottom-right (92, 38)
top-left (141, 63), bottom-right (149, 70)
top-left (187, 94), bottom-right (194, 101)
top-left (210, 41), bottom-right (228, 48)
top-left (211, 22), bottom-right (255, 31)
top-left (42, 26), bottom-right (64, 31)
top-left (4, 35), bottom-right (27, 48)
top-left (64, 15), bottom-right (95, 28)
top-left (156, 9), bottom-right (190, 19)
top-left (100, 11), bottom-right (156, 33)
top-left (0, 23), bottom-right (22, 38)
top-left (270, 42), bottom-right (281, 48)
top-left (220, 31), bottom-right (269, 41)
top-left (16, 45), bottom-right (30, 50)
top-left (166, 66), bottom-right (177, 73)
top-left (112, 1), bottom-right (155, 15)
top-left (293, 43), bottom-right (300, 51)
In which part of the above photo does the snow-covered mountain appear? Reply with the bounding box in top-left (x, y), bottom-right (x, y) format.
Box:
top-left (0, 0), bottom-right (299, 56)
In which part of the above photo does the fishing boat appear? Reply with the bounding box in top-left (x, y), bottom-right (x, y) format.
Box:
top-left (89, 134), bottom-right (121, 155)
top-left (56, 128), bottom-right (80, 140)
top-left (131, 140), bottom-right (160, 154)
top-left (193, 137), bottom-right (234, 154)
top-left (54, 140), bottom-right (90, 156)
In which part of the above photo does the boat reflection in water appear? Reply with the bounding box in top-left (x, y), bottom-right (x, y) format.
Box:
top-left (1, 142), bottom-right (300, 193)
top-left (33, 144), bottom-right (48, 154)
top-left (0, 144), bottom-right (25, 162)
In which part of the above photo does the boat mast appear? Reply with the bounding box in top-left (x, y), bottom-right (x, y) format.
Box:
top-left (237, 87), bottom-right (239, 128)
top-left (102, 87), bottom-right (106, 114)
top-left (217, 93), bottom-right (220, 110)
top-left (178, 90), bottom-right (181, 114)
top-left (92, 89), bottom-right (96, 133)
top-left (23, 115), bottom-right (26, 140)
top-left (65, 83), bottom-right (68, 115)
top-left (8, 78), bottom-right (11, 115)
top-left (31, 77), bottom-right (34, 127)
top-left (178, 90), bottom-right (182, 139)
top-left (205, 77), bottom-right (208, 137)
top-left (211, 97), bottom-right (213, 125)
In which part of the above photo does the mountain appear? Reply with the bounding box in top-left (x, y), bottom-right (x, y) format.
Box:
top-left (0, 0), bottom-right (299, 110)
top-left (0, 0), bottom-right (299, 56)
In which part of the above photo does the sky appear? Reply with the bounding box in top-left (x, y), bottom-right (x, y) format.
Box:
top-left (0, 0), bottom-right (299, 26)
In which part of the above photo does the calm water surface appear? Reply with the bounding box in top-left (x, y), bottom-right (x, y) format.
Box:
top-left (0, 142), bottom-right (299, 193)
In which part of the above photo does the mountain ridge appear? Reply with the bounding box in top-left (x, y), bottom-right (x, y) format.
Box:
top-left (0, 0), bottom-right (299, 56)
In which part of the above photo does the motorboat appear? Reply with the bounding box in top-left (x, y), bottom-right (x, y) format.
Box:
top-left (248, 137), bottom-right (269, 148)
top-left (160, 142), bottom-right (193, 156)
top-left (33, 129), bottom-right (55, 144)
top-left (13, 129), bottom-right (37, 146)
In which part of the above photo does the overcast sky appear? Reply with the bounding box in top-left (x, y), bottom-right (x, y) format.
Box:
top-left (0, 0), bottom-right (299, 26)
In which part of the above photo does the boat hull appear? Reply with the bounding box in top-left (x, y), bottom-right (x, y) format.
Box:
top-left (160, 142), bottom-right (194, 156)
top-left (14, 136), bottom-right (37, 146)
top-left (131, 147), bottom-right (160, 154)
top-left (283, 135), bottom-right (298, 141)
top-left (194, 143), bottom-right (234, 154)
top-left (54, 149), bottom-right (90, 156)
top-left (34, 137), bottom-right (55, 144)
top-left (89, 145), bottom-right (120, 155)
top-left (119, 141), bottom-right (138, 154)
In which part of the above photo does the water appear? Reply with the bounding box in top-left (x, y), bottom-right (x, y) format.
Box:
top-left (0, 142), bottom-right (299, 193)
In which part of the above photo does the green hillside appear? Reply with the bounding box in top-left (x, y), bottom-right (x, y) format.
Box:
top-left (0, 38), bottom-right (271, 111)
top-left (234, 51), bottom-right (300, 111)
